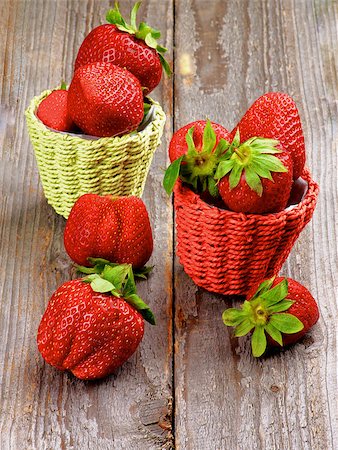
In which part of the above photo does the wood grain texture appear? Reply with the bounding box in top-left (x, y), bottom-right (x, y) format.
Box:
top-left (0, 1), bottom-right (173, 449)
top-left (0, 0), bottom-right (337, 449)
top-left (173, 0), bottom-right (337, 449)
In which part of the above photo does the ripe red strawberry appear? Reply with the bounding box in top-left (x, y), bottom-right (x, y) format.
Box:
top-left (164, 120), bottom-right (231, 197)
top-left (36, 83), bottom-right (75, 132)
top-left (223, 276), bottom-right (319, 357)
top-left (64, 194), bottom-right (153, 268)
top-left (37, 262), bottom-right (155, 379)
top-left (169, 120), bottom-right (230, 162)
top-left (231, 92), bottom-right (305, 179)
top-left (215, 130), bottom-right (293, 214)
top-left (74, 3), bottom-right (171, 94)
top-left (68, 62), bottom-right (144, 137)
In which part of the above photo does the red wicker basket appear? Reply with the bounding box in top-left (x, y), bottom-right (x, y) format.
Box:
top-left (174, 168), bottom-right (319, 296)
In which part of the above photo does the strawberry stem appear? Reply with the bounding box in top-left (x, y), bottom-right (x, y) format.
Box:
top-left (77, 259), bottom-right (156, 325)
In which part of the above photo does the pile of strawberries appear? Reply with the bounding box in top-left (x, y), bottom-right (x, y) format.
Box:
top-left (38, 194), bottom-right (155, 380)
top-left (35, 3), bottom-right (320, 377)
top-left (164, 92), bottom-right (320, 356)
top-left (36, 2), bottom-right (170, 137)
top-left (164, 92), bottom-right (306, 214)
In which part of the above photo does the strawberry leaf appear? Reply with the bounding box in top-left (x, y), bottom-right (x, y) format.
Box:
top-left (214, 160), bottom-right (234, 179)
top-left (229, 164), bottom-right (243, 190)
top-left (251, 326), bottom-right (267, 357)
top-left (123, 266), bottom-right (137, 297)
top-left (202, 119), bottom-right (216, 154)
top-left (234, 319), bottom-right (254, 337)
top-left (158, 53), bottom-right (172, 76)
top-left (249, 276), bottom-right (276, 300)
top-left (133, 265), bottom-right (153, 279)
top-left (207, 176), bottom-right (219, 197)
top-left (222, 308), bottom-right (247, 326)
top-left (163, 155), bottom-right (184, 195)
top-left (145, 33), bottom-right (158, 49)
top-left (267, 299), bottom-right (294, 313)
top-left (269, 313), bottom-right (304, 334)
top-left (232, 128), bottom-right (240, 148)
top-left (260, 279), bottom-right (288, 306)
top-left (185, 127), bottom-right (196, 156)
top-left (90, 277), bottom-right (116, 293)
top-left (130, 1), bottom-right (141, 30)
top-left (265, 322), bottom-right (283, 346)
top-left (60, 81), bottom-right (67, 90)
top-left (125, 293), bottom-right (156, 325)
top-left (102, 264), bottom-right (129, 291)
top-left (214, 138), bottom-right (230, 157)
top-left (245, 166), bottom-right (263, 196)
top-left (256, 154), bottom-right (288, 172)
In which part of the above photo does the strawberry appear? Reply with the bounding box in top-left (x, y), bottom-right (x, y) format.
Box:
top-left (37, 261), bottom-right (155, 379)
top-left (215, 130), bottom-right (294, 214)
top-left (36, 82), bottom-right (75, 132)
top-left (223, 276), bottom-right (319, 357)
top-left (163, 120), bottom-right (231, 197)
top-left (64, 194), bottom-right (153, 268)
top-left (168, 120), bottom-right (230, 162)
top-left (67, 62), bottom-right (144, 137)
top-left (231, 92), bottom-right (305, 179)
top-left (74, 3), bottom-right (171, 94)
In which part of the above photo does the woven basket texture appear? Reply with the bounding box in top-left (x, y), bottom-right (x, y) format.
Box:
top-left (174, 169), bottom-right (319, 296)
top-left (26, 89), bottom-right (166, 218)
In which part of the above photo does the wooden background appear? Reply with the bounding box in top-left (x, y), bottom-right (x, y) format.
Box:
top-left (0, 0), bottom-right (337, 449)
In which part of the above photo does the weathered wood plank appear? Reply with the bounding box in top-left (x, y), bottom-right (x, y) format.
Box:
top-left (173, 1), bottom-right (337, 449)
top-left (0, 1), bottom-right (174, 449)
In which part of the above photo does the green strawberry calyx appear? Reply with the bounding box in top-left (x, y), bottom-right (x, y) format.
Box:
top-left (77, 258), bottom-right (155, 325)
top-left (214, 129), bottom-right (288, 196)
top-left (163, 119), bottom-right (230, 197)
top-left (222, 277), bottom-right (304, 357)
top-left (106, 2), bottom-right (171, 76)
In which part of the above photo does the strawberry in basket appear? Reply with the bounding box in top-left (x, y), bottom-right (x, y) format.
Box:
top-left (68, 62), bottom-right (144, 137)
top-left (231, 92), bottom-right (305, 179)
top-left (222, 276), bottom-right (319, 357)
top-left (164, 120), bottom-right (231, 198)
top-left (36, 82), bottom-right (75, 132)
top-left (164, 92), bottom-right (306, 214)
top-left (74, 2), bottom-right (171, 94)
top-left (64, 194), bottom-right (153, 269)
top-left (37, 260), bottom-right (155, 379)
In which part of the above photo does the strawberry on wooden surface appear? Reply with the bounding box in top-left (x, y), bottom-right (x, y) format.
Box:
top-left (223, 276), bottom-right (319, 357)
top-left (36, 83), bottom-right (75, 132)
top-left (37, 261), bottom-right (155, 380)
top-left (64, 194), bottom-right (153, 268)
top-left (68, 62), bottom-right (144, 137)
top-left (74, 2), bottom-right (171, 94)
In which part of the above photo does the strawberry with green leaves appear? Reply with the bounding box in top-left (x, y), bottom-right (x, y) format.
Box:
top-left (74, 2), bottom-right (171, 94)
top-left (64, 194), bottom-right (153, 269)
top-left (36, 82), bottom-right (75, 132)
top-left (163, 120), bottom-right (230, 197)
top-left (223, 276), bottom-right (319, 357)
top-left (231, 92), bottom-right (305, 180)
top-left (37, 259), bottom-right (155, 380)
top-left (215, 130), bottom-right (293, 214)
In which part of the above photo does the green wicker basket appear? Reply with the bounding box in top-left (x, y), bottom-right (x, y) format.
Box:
top-left (25, 88), bottom-right (166, 218)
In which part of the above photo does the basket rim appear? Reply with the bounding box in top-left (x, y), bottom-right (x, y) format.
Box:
top-left (25, 87), bottom-right (166, 144)
top-left (174, 167), bottom-right (319, 220)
